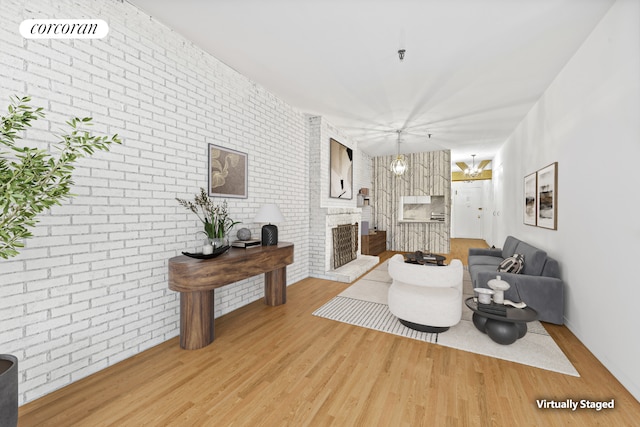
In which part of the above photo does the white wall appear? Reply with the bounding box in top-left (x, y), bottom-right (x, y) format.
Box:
top-left (491, 0), bottom-right (640, 400)
top-left (0, 0), bottom-right (310, 404)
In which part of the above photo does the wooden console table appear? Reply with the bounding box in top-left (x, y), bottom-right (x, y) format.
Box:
top-left (168, 242), bottom-right (294, 350)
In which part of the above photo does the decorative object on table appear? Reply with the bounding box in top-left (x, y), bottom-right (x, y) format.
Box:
top-left (208, 144), bottom-right (248, 198)
top-left (474, 287), bottom-right (495, 304)
top-left (477, 301), bottom-right (507, 316)
top-left (504, 299), bottom-right (527, 309)
top-left (404, 251), bottom-right (446, 266)
top-left (487, 275), bottom-right (511, 304)
top-left (0, 354), bottom-right (18, 427)
top-left (236, 227), bottom-right (251, 241)
top-left (524, 172), bottom-right (537, 226)
top-left (231, 239), bottom-right (261, 248)
top-left (536, 162), bottom-right (558, 230)
top-left (329, 138), bottom-right (353, 199)
top-left (176, 188), bottom-right (241, 248)
top-left (0, 95), bottom-right (121, 259)
top-left (181, 245), bottom-right (230, 259)
top-left (201, 238), bottom-right (214, 255)
top-left (253, 204), bottom-right (285, 246)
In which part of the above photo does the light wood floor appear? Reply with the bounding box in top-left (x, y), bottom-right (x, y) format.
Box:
top-left (19, 239), bottom-right (640, 426)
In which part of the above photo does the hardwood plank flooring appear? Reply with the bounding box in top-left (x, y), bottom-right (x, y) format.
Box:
top-left (18, 239), bottom-right (640, 426)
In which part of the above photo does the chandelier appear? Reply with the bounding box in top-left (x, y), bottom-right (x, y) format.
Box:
top-left (464, 154), bottom-right (482, 178)
top-left (390, 130), bottom-right (407, 176)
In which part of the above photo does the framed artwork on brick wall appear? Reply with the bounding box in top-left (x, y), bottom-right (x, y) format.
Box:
top-left (524, 172), bottom-right (537, 226)
top-left (208, 144), bottom-right (248, 198)
top-left (536, 162), bottom-right (558, 230)
top-left (329, 138), bottom-right (353, 199)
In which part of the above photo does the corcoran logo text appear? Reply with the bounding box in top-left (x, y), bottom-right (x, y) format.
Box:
top-left (19, 19), bottom-right (109, 39)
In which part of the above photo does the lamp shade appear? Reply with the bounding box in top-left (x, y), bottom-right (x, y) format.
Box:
top-left (253, 204), bottom-right (285, 224)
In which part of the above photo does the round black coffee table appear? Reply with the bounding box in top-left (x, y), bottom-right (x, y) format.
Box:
top-left (465, 297), bottom-right (538, 345)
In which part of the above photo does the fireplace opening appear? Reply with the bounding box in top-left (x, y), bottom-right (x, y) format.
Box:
top-left (332, 223), bottom-right (359, 269)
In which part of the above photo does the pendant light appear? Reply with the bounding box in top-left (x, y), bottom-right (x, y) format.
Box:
top-left (464, 154), bottom-right (482, 178)
top-left (390, 130), bottom-right (407, 176)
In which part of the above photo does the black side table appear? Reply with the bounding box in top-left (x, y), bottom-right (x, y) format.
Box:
top-left (464, 297), bottom-right (538, 345)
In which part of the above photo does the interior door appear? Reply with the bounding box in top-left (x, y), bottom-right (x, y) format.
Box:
top-left (452, 183), bottom-right (484, 239)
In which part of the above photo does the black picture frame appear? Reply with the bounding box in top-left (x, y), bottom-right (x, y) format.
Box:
top-left (329, 138), bottom-right (353, 199)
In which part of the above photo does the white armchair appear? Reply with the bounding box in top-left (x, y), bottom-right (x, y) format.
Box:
top-left (387, 254), bottom-right (463, 333)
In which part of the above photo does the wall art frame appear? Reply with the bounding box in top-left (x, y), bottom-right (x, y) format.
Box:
top-left (523, 172), bottom-right (537, 226)
top-left (329, 138), bottom-right (353, 199)
top-left (208, 143), bottom-right (248, 198)
top-left (536, 162), bottom-right (558, 230)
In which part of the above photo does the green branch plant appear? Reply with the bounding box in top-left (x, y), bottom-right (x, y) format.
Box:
top-left (176, 188), bottom-right (240, 239)
top-left (0, 95), bottom-right (121, 259)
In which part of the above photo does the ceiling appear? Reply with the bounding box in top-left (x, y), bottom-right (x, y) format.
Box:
top-left (127, 0), bottom-right (613, 168)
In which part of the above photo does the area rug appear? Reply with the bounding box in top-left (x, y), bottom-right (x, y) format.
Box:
top-left (313, 260), bottom-right (579, 377)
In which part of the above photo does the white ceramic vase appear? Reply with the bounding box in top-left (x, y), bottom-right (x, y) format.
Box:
top-left (487, 275), bottom-right (510, 304)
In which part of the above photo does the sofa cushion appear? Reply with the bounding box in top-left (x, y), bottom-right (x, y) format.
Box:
top-left (513, 241), bottom-right (547, 276)
top-left (501, 236), bottom-right (520, 259)
top-left (497, 253), bottom-right (524, 274)
top-left (468, 255), bottom-right (504, 268)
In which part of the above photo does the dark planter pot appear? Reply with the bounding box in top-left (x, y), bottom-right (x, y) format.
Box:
top-left (0, 354), bottom-right (18, 427)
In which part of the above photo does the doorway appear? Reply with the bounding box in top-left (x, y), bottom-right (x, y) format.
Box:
top-left (452, 181), bottom-right (484, 239)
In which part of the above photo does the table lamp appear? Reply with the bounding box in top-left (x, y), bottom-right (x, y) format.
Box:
top-left (253, 204), bottom-right (285, 246)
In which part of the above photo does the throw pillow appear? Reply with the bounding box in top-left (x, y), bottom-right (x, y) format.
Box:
top-left (497, 253), bottom-right (525, 274)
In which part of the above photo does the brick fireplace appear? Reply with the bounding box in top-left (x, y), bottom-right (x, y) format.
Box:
top-left (309, 207), bottom-right (378, 283)
top-left (307, 115), bottom-right (378, 282)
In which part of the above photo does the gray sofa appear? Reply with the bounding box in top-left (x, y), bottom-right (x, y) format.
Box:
top-left (468, 236), bottom-right (564, 325)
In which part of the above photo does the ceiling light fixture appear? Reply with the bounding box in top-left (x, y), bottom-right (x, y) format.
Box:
top-left (464, 154), bottom-right (482, 178)
top-left (398, 49), bottom-right (406, 61)
top-left (390, 130), bottom-right (407, 176)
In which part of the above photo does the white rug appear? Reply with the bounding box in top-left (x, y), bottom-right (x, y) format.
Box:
top-left (313, 260), bottom-right (579, 377)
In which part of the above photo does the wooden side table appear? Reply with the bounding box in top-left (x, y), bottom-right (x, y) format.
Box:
top-left (168, 242), bottom-right (294, 350)
top-left (361, 230), bottom-right (386, 255)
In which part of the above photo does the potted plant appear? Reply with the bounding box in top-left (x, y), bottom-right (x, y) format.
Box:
top-left (1, 97), bottom-right (119, 425)
top-left (176, 188), bottom-right (240, 247)
top-left (0, 354), bottom-right (18, 427)
top-left (0, 95), bottom-right (121, 259)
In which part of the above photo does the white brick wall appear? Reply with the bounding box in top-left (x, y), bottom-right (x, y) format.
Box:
top-left (1, 0), bottom-right (309, 405)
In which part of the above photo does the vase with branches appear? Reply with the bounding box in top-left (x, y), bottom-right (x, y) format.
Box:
top-left (176, 188), bottom-right (240, 247)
